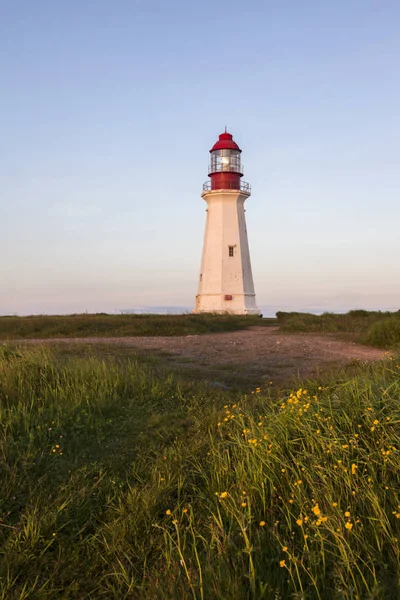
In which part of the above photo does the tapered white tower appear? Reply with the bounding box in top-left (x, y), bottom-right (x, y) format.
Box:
top-left (194, 131), bottom-right (260, 315)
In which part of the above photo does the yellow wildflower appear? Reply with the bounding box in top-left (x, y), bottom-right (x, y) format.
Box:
top-left (351, 464), bottom-right (357, 475)
top-left (345, 522), bottom-right (353, 530)
top-left (282, 546), bottom-right (288, 552)
top-left (344, 511), bottom-right (351, 517)
top-left (259, 521), bottom-right (266, 527)
top-left (312, 505), bottom-right (321, 516)
top-left (166, 510), bottom-right (171, 515)
top-left (279, 560), bottom-right (286, 567)
top-left (296, 519), bottom-right (303, 526)
top-left (220, 492), bottom-right (228, 499)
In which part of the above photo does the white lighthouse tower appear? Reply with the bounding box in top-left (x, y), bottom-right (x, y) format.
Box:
top-left (194, 130), bottom-right (260, 315)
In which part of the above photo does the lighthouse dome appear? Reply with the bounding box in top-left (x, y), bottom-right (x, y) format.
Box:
top-left (210, 131), bottom-right (242, 153)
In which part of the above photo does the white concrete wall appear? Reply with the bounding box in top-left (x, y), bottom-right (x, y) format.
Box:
top-left (194, 190), bottom-right (260, 315)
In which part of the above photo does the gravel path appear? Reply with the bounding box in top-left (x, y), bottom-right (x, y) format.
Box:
top-left (20, 327), bottom-right (386, 381)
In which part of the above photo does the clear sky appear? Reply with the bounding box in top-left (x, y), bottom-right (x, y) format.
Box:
top-left (1, 0), bottom-right (399, 316)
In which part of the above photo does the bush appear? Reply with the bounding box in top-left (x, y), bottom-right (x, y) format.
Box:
top-left (347, 309), bottom-right (372, 318)
top-left (277, 310), bottom-right (400, 344)
top-left (367, 318), bottom-right (400, 348)
top-left (276, 311), bottom-right (314, 322)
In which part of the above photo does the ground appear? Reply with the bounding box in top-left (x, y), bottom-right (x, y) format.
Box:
top-left (3, 324), bottom-right (399, 599)
top-left (23, 326), bottom-right (385, 387)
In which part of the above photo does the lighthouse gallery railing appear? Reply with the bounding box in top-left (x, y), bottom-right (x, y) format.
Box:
top-left (202, 180), bottom-right (251, 193)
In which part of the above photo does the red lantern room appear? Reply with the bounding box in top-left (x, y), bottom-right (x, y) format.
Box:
top-left (203, 130), bottom-right (250, 193)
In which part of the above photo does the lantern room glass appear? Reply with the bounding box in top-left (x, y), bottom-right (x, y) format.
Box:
top-left (210, 149), bottom-right (242, 174)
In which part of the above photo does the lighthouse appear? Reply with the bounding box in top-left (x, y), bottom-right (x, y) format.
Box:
top-left (194, 130), bottom-right (260, 315)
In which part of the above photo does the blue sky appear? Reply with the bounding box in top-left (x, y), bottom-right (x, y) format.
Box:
top-left (1, 0), bottom-right (399, 315)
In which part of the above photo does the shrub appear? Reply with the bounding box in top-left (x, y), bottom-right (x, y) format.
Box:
top-left (367, 317), bottom-right (400, 348)
top-left (277, 310), bottom-right (400, 343)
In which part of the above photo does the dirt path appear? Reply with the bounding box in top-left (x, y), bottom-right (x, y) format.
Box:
top-left (21, 327), bottom-right (386, 384)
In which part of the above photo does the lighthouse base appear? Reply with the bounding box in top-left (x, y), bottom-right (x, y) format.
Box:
top-left (195, 189), bottom-right (260, 317)
top-left (193, 293), bottom-right (261, 316)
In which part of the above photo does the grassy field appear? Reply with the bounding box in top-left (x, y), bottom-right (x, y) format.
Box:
top-left (277, 310), bottom-right (400, 349)
top-left (0, 313), bottom-right (274, 340)
top-left (1, 343), bottom-right (400, 599)
top-left (2, 311), bottom-right (399, 349)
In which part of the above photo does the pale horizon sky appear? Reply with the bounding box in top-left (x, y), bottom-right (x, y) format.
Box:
top-left (1, 0), bottom-right (400, 316)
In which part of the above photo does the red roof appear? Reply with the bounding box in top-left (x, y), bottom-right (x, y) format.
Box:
top-left (210, 131), bottom-right (242, 153)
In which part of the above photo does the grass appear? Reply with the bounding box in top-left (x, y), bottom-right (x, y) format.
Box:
top-left (368, 318), bottom-right (400, 349)
top-left (0, 313), bottom-right (275, 340)
top-left (1, 344), bottom-right (400, 598)
top-left (277, 310), bottom-right (400, 349)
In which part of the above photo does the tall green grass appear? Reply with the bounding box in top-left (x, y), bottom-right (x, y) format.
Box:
top-left (367, 318), bottom-right (400, 349)
top-left (0, 313), bottom-right (273, 340)
top-left (1, 346), bottom-right (400, 598)
top-left (277, 310), bottom-right (400, 348)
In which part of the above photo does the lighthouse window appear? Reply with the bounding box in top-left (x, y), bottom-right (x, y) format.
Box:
top-left (228, 246), bottom-right (234, 257)
top-left (211, 149), bottom-right (241, 173)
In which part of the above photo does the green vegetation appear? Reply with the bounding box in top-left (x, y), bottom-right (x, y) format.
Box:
top-left (0, 313), bottom-right (274, 340)
top-left (367, 318), bottom-right (400, 349)
top-left (4, 310), bottom-right (400, 349)
top-left (277, 310), bottom-right (400, 348)
top-left (1, 344), bottom-right (400, 599)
